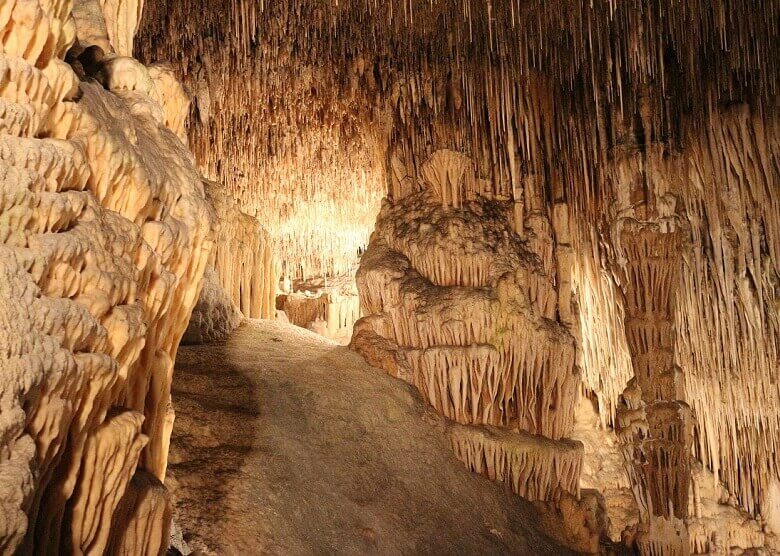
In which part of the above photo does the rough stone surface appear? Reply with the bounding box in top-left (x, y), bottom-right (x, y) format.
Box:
top-left (0, 0), bottom-right (211, 552)
top-left (183, 266), bottom-right (241, 344)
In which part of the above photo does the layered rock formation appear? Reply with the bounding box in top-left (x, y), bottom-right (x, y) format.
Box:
top-left (0, 0), bottom-right (774, 553)
top-left (136, 9), bottom-right (780, 539)
top-left (352, 150), bottom-right (585, 508)
top-left (0, 0), bottom-right (211, 552)
top-left (182, 266), bottom-right (240, 344)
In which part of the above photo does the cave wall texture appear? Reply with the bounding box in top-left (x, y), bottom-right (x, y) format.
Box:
top-left (0, 0), bottom-right (778, 554)
top-left (184, 180), bottom-right (278, 344)
top-left (0, 0), bottom-right (215, 552)
top-left (136, 0), bottom-right (780, 552)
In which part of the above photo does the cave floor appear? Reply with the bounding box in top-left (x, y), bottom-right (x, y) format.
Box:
top-left (168, 320), bottom-right (572, 555)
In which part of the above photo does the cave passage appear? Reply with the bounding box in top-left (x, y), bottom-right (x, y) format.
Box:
top-left (1, 1), bottom-right (779, 555)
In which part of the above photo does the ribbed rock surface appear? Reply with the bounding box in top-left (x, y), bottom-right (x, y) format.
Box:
top-left (0, 0), bottom-right (211, 552)
top-left (352, 152), bottom-right (585, 508)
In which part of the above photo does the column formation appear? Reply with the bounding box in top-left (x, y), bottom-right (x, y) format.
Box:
top-left (612, 141), bottom-right (694, 555)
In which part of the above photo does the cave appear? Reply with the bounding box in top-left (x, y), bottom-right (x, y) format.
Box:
top-left (1, 0), bottom-right (779, 554)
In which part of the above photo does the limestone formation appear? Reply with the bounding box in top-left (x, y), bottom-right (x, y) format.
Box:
top-left (352, 150), bottom-right (585, 508)
top-left (184, 181), bottom-right (279, 344)
top-left (0, 0), bottom-right (211, 552)
top-left (205, 181), bottom-right (278, 322)
top-left (277, 275), bottom-right (360, 344)
top-left (0, 0), bottom-right (778, 553)
top-left (136, 8), bottom-right (780, 536)
top-left (182, 266), bottom-right (241, 344)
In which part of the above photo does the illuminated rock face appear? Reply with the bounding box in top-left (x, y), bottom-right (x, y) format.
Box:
top-left (205, 181), bottom-right (278, 322)
top-left (278, 276), bottom-right (360, 344)
top-left (184, 181), bottom-right (279, 344)
top-left (0, 0), bottom-right (211, 552)
top-left (183, 181), bottom-right (278, 344)
top-left (135, 3), bottom-right (780, 542)
top-left (352, 150), bottom-right (584, 505)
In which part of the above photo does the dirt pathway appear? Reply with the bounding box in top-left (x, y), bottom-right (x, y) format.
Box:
top-left (168, 320), bottom-right (571, 555)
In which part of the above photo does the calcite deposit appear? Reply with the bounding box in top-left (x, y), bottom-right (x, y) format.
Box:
top-left (0, 0), bottom-right (211, 552)
top-left (184, 181), bottom-right (279, 344)
top-left (277, 275), bottom-right (360, 344)
top-left (1, 0), bottom-right (778, 554)
top-left (352, 150), bottom-right (585, 505)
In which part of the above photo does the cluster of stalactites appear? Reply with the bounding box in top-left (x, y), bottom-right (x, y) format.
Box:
top-left (132, 0), bottom-right (780, 524)
top-left (280, 289), bottom-right (360, 343)
top-left (133, 0), bottom-right (777, 282)
top-left (569, 101), bottom-right (780, 524)
top-left (205, 181), bottom-right (279, 320)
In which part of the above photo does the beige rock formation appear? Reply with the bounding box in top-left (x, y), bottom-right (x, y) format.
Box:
top-left (184, 181), bottom-right (279, 344)
top-left (612, 219), bottom-right (693, 554)
top-left (108, 469), bottom-right (172, 555)
top-left (205, 181), bottom-right (278, 322)
top-left (352, 150), bottom-right (585, 509)
top-left (277, 275), bottom-right (360, 344)
top-left (0, 0), bottom-right (777, 553)
top-left (0, 0), bottom-right (211, 553)
top-left (183, 266), bottom-right (241, 344)
top-left (135, 6), bottom-right (780, 539)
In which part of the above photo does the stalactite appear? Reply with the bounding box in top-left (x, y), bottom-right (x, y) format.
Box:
top-left (205, 180), bottom-right (279, 321)
top-left (279, 286), bottom-right (360, 344)
top-left (449, 423), bottom-right (582, 502)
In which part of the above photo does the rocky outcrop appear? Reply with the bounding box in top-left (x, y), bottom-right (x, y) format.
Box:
top-left (0, 0), bottom-right (211, 552)
top-left (182, 266), bottom-right (241, 344)
top-left (613, 222), bottom-right (693, 554)
top-left (352, 150), bottom-right (585, 505)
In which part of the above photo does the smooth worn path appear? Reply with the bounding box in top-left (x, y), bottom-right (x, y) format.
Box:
top-left (168, 320), bottom-right (571, 555)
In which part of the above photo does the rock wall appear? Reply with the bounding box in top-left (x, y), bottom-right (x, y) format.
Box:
top-left (183, 182), bottom-right (279, 344)
top-left (0, 0), bottom-right (212, 553)
top-left (205, 181), bottom-right (278, 322)
top-left (571, 105), bottom-right (780, 553)
top-left (357, 101), bottom-right (780, 552)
